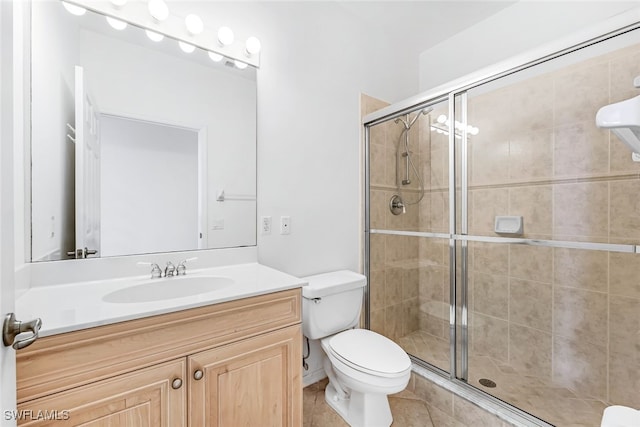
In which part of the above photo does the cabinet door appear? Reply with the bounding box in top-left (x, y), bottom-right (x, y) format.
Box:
top-left (189, 325), bottom-right (302, 427)
top-left (17, 359), bottom-right (186, 427)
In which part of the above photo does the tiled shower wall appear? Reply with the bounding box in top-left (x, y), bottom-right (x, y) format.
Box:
top-left (363, 94), bottom-right (422, 342)
top-left (365, 40), bottom-right (640, 408)
top-left (464, 42), bottom-right (640, 407)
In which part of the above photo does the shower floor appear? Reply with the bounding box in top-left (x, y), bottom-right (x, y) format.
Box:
top-left (398, 330), bottom-right (609, 427)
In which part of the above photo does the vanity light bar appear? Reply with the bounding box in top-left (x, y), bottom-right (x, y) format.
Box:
top-left (61, 0), bottom-right (261, 68)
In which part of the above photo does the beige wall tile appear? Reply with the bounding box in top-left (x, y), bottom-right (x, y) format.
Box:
top-left (369, 269), bottom-right (385, 312)
top-left (473, 273), bottom-right (508, 320)
top-left (361, 93), bottom-right (390, 116)
top-left (419, 238), bottom-right (445, 265)
top-left (554, 248), bottom-right (608, 292)
top-left (609, 295), bottom-right (640, 357)
top-left (385, 268), bottom-right (403, 306)
top-left (554, 61), bottom-right (609, 127)
top-left (369, 189), bottom-right (386, 229)
top-left (369, 142), bottom-right (386, 186)
top-left (419, 265), bottom-right (445, 302)
top-left (610, 179), bottom-right (640, 240)
top-left (370, 308), bottom-right (386, 336)
top-left (609, 350), bottom-right (640, 408)
top-left (509, 75), bottom-right (554, 132)
top-left (509, 245), bottom-right (553, 283)
top-left (471, 242), bottom-right (509, 276)
top-left (369, 234), bottom-right (385, 271)
top-left (508, 129), bottom-right (553, 182)
top-left (554, 287), bottom-right (608, 345)
top-left (468, 88), bottom-right (513, 137)
top-left (609, 45), bottom-right (640, 103)
top-left (369, 122), bottom-right (387, 148)
top-left (430, 137), bottom-right (449, 190)
top-left (469, 188), bottom-right (509, 235)
top-left (403, 267), bottom-right (419, 301)
top-left (553, 335), bottom-right (607, 401)
top-left (610, 252), bottom-right (640, 299)
top-left (610, 131), bottom-right (640, 173)
top-left (384, 143), bottom-right (398, 187)
top-left (553, 122), bottom-right (609, 178)
top-left (509, 279), bottom-right (552, 332)
top-left (553, 181), bottom-right (608, 238)
top-left (470, 134), bottom-right (510, 186)
top-left (429, 191), bottom-right (448, 233)
top-left (412, 374), bottom-right (454, 416)
top-left (508, 185), bottom-right (552, 236)
top-left (509, 324), bottom-right (552, 379)
top-left (470, 313), bottom-right (508, 362)
top-left (419, 313), bottom-right (446, 339)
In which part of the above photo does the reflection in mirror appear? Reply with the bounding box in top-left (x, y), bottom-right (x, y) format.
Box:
top-left (30, 1), bottom-right (257, 262)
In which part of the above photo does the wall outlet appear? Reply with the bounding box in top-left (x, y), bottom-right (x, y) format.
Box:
top-left (261, 216), bottom-right (272, 235)
top-left (280, 216), bottom-right (291, 235)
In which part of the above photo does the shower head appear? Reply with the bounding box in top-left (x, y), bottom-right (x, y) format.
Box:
top-left (596, 95), bottom-right (640, 153)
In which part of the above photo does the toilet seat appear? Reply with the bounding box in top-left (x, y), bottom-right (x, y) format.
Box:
top-left (324, 329), bottom-right (411, 378)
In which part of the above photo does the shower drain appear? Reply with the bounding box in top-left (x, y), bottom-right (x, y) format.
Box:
top-left (479, 378), bottom-right (497, 388)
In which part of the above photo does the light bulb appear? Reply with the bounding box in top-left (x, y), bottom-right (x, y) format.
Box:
top-left (245, 36), bottom-right (261, 56)
top-left (436, 114), bottom-right (447, 124)
top-left (145, 30), bottom-right (164, 42)
top-left (217, 26), bottom-right (234, 46)
top-left (62, 2), bottom-right (86, 16)
top-left (470, 127), bottom-right (480, 136)
top-left (179, 41), bottom-right (196, 53)
top-left (234, 60), bottom-right (248, 70)
top-left (148, 0), bottom-right (169, 21)
top-left (110, 0), bottom-right (127, 7)
top-left (208, 51), bottom-right (223, 62)
top-left (106, 16), bottom-right (127, 30)
top-left (185, 14), bottom-right (204, 35)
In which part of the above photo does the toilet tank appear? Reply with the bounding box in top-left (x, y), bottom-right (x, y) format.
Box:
top-left (301, 270), bottom-right (366, 340)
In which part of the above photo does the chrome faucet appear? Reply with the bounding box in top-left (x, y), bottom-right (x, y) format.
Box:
top-left (150, 263), bottom-right (162, 278)
top-left (176, 257), bottom-right (197, 276)
top-left (165, 262), bottom-right (176, 277)
top-left (176, 261), bottom-right (187, 276)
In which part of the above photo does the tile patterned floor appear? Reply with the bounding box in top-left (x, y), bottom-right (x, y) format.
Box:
top-left (398, 330), bottom-right (608, 427)
top-left (303, 379), bottom-right (434, 427)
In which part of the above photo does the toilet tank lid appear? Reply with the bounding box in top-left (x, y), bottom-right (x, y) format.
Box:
top-left (301, 270), bottom-right (366, 299)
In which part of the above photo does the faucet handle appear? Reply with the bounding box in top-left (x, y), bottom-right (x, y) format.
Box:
top-left (137, 262), bottom-right (163, 278)
top-left (176, 257), bottom-right (197, 276)
top-left (165, 262), bottom-right (176, 277)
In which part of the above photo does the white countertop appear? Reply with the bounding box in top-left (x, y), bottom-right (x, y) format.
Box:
top-left (16, 263), bottom-right (306, 337)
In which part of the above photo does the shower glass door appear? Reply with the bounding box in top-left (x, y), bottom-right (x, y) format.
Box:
top-left (364, 95), bottom-right (452, 375)
top-left (365, 22), bottom-right (640, 427)
top-left (459, 28), bottom-right (640, 426)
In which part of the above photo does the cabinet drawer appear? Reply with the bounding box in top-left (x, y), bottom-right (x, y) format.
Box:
top-left (17, 359), bottom-right (186, 427)
top-left (17, 289), bottom-right (301, 403)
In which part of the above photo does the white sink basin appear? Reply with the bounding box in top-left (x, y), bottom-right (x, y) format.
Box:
top-left (103, 276), bottom-right (234, 303)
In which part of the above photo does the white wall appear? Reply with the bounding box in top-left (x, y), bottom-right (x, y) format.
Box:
top-left (168, 1), bottom-right (420, 278)
top-left (419, 1), bottom-right (640, 91)
top-left (30, 2), bottom-right (79, 261)
top-left (100, 116), bottom-right (199, 256)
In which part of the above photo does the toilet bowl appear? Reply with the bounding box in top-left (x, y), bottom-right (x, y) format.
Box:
top-left (302, 271), bottom-right (412, 427)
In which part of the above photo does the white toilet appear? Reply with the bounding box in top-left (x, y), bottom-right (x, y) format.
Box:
top-left (302, 270), bottom-right (412, 427)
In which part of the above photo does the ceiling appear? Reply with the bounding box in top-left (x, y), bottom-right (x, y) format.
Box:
top-left (335, 1), bottom-right (516, 55)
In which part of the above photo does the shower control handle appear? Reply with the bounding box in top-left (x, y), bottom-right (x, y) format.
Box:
top-left (389, 195), bottom-right (406, 215)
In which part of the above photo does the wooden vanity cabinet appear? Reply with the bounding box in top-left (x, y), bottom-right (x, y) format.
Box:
top-left (16, 289), bottom-right (302, 427)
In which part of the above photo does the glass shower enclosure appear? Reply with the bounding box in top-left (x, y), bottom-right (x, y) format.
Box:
top-left (364, 23), bottom-right (640, 427)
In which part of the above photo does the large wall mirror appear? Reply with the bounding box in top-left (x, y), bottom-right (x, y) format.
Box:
top-left (30, 1), bottom-right (257, 262)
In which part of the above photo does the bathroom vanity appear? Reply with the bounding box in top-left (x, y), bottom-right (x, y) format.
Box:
top-left (13, 264), bottom-right (304, 426)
